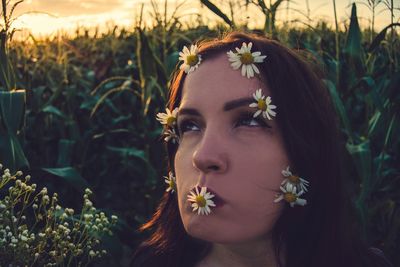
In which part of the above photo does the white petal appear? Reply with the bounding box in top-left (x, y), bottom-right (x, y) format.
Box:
top-left (268, 110), bottom-right (277, 117)
top-left (274, 195), bottom-right (284, 203)
top-left (207, 199), bottom-right (216, 206)
top-left (262, 111), bottom-right (268, 119)
top-left (252, 51), bottom-right (261, 57)
top-left (231, 60), bottom-right (242, 70)
top-left (253, 110), bottom-right (261, 118)
top-left (256, 89), bottom-right (262, 99)
top-left (241, 64), bottom-right (247, 77)
top-left (254, 55), bottom-right (267, 63)
top-left (252, 64), bottom-right (260, 74)
top-left (249, 103), bottom-right (258, 108)
top-left (247, 65), bottom-right (254, 78)
top-left (296, 198), bottom-right (307, 206)
top-left (247, 42), bottom-right (253, 50)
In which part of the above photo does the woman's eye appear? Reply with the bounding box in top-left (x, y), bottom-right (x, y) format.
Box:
top-left (178, 120), bottom-right (200, 134)
top-left (236, 115), bottom-right (271, 128)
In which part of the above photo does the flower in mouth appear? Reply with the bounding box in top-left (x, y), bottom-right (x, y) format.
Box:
top-left (249, 88), bottom-right (277, 120)
top-left (179, 44), bottom-right (202, 74)
top-left (274, 183), bottom-right (307, 208)
top-left (227, 42), bottom-right (267, 79)
top-left (281, 166), bottom-right (310, 192)
top-left (164, 172), bottom-right (176, 193)
top-left (187, 187), bottom-right (216, 215)
top-left (156, 107), bottom-right (179, 127)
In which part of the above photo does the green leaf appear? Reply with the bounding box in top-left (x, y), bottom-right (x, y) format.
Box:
top-left (368, 23), bottom-right (400, 52)
top-left (106, 146), bottom-right (147, 162)
top-left (346, 140), bottom-right (372, 236)
top-left (361, 76), bottom-right (384, 112)
top-left (200, 0), bottom-right (234, 28)
top-left (346, 140), bottom-right (372, 199)
top-left (56, 139), bottom-right (76, 167)
top-left (41, 105), bottom-right (65, 118)
top-left (384, 113), bottom-right (400, 148)
top-left (165, 51), bottom-right (180, 77)
top-left (0, 90), bottom-right (26, 133)
top-left (0, 90), bottom-right (28, 172)
top-left (0, 131), bottom-right (29, 172)
top-left (345, 3), bottom-right (362, 58)
top-left (42, 167), bottom-right (89, 192)
top-left (344, 3), bottom-right (364, 76)
top-left (324, 79), bottom-right (353, 140)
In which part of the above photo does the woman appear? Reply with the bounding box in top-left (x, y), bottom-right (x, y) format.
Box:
top-left (131, 31), bottom-right (392, 267)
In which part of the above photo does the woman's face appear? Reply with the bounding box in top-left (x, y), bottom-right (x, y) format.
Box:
top-left (174, 52), bottom-right (289, 244)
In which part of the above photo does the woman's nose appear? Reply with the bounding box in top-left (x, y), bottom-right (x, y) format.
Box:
top-left (192, 128), bottom-right (228, 174)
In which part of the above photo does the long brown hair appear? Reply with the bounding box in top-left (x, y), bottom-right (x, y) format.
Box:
top-left (131, 31), bottom-right (388, 267)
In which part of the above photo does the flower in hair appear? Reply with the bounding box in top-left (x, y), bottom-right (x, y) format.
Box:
top-left (249, 89), bottom-right (277, 120)
top-left (179, 44), bottom-right (202, 74)
top-left (227, 42), bottom-right (266, 79)
top-left (187, 186), bottom-right (216, 215)
top-left (156, 107), bottom-right (179, 127)
top-left (281, 166), bottom-right (310, 192)
top-left (164, 172), bottom-right (176, 193)
top-left (163, 128), bottom-right (179, 144)
top-left (274, 183), bottom-right (307, 208)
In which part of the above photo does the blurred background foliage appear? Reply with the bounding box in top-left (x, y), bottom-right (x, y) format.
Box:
top-left (1, 0), bottom-right (399, 265)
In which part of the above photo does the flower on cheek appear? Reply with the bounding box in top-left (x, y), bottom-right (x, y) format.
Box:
top-left (179, 44), bottom-right (202, 74)
top-left (156, 107), bottom-right (179, 127)
top-left (274, 184), bottom-right (307, 208)
top-left (187, 187), bottom-right (216, 215)
top-left (227, 42), bottom-right (267, 79)
top-left (249, 89), bottom-right (277, 120)
top-left (281, 166), bottom-right (309, 192)
top-left (164, 172), bottom-right (176, 193)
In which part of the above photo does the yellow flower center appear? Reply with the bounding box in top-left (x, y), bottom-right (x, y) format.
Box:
top-left (284, 192), bottom-right (297, 203)
top-left (288, 175), bottom-right (300, 184)
top-left (240, 52), bottom-right (254, 64)
top-left (186, 55), bottom-right (199, 66)
top-left (257, 99), bottom-right (267, 111)
top-left (166, 116), bottom-right (176, 126)
top-left (195, 195), bottom-right (207, 207)
top-left (169, 179), bottom-right (175, 190)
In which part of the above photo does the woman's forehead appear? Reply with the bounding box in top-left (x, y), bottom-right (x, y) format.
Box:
top-left (180, 53), bottom-right (269, 107)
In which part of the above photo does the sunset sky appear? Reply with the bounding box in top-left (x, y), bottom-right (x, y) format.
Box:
top-left (10, 0), bottom-right (397, 37)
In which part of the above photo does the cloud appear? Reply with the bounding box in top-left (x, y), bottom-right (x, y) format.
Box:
top-left (13, 0), bottom-right (125, 17)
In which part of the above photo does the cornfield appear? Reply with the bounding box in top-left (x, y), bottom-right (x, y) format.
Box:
top-left (1, 0), bottom-right (399, 266)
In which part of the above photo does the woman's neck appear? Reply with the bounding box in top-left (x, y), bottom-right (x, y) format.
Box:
top-left (195, 237), bottom-right (282, 267)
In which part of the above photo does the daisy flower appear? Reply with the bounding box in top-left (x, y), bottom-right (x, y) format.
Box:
top-left (249, 89), bottom-right (277, 120)
top-left (227, 42), bottom-right (267, 79)
top-left (187, 187), bottom-right (216, 215)
top-left (281, 166), bottom-right (310, 192)
top-left (164, 172), bottom-right (176, 193)
top-left (163, 128), bottom-right (179, 144)
top-left (274, 184), bottom-right (307, 208)
top-left (156, 107), bottom-right (179, 127)
top-left (179, 44), bottom-right (202, 74)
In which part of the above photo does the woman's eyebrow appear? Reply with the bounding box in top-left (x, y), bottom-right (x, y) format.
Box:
top-left (223, 97), bottom-right (254, 111)
top-left (178, 97), bottom-right (254, 116)
top-left (178, 108), bottom-right (201, 116)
